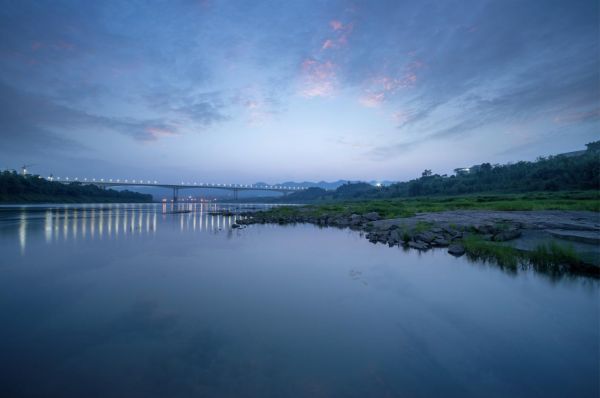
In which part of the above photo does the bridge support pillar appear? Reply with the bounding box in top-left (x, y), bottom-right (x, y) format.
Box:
top-left (172, 187), bottom-right (179, 202)
top-left (233, 188), bottom-right (239, 201)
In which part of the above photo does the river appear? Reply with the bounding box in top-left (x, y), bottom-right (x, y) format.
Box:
top-left (0, 203), bottom-right (598, 397)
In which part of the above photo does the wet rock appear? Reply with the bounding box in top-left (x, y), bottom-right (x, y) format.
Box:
top-left (415, 231), bottom-right (436, 243)
top-left (363, 212), bottom-right (381, 221)
top-left (448, 244), bottom-right (465, 256)
top-left (408, 240), bottom-right (429, 250)
top-left (366, 232), bottom-right (378, 243)
top-left (474, 224), bottom-right (498, 235)
top-left (493, 229), bottom-right (522, 242)
top-left (388, 230), bottom-right (401, 244)
top-left (350, 214), bottom-right (363, 226)
top-left (547, 229), bottom-right (600, 244)
top-left (432, 238), bottom-right (450, 247)
top-left (232, 223), bottom-right (241, 229)
top-left (449, 232), bottom-right (463, 241)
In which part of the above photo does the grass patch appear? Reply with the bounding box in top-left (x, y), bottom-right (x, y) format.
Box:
top-left (265, 190), bottom-right (599, 220)
top-left (529, 242), bottom-right (581, 268)
top-left (253, 191), bottom-right (598, 232)
top-left (461, 236), bottom-right (591, 276)
top-left (462, 235), bottom-right (521, 268)
top-left (414, 221), bottom-right (433, 233)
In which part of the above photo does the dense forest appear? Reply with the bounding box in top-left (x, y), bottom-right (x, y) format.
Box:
top-left (0, 172), bottom-right (153, 203)
top-left (282, 141), bottom-right (600, 203)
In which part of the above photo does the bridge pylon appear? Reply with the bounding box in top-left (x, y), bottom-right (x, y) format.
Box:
top-left (172, 187), bottom-right (179, 202)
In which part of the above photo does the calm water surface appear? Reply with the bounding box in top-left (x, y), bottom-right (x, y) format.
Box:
top-left (0, 203), bottom-right (598, 398)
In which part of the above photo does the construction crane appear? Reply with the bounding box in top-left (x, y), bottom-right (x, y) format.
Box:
top-left (21, 164), bottom-right (35, 176)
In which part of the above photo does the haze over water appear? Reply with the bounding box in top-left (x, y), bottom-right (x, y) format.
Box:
top-left (0, 204), bottom-right (598, 397)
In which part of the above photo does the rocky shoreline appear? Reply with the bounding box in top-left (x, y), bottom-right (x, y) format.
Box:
top-left (236, 209), bottom-right (600, 276)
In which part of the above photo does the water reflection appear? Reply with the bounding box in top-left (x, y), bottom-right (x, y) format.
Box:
top-left (2, 203), bottom-right (257, 255)
top-left (0, 203), bottom-right (597, 398)
top-left (19, 210), bottom-right (26, 254)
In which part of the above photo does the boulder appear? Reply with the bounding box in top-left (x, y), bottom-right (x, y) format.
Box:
top-left (448, 244), bottom-right (465, 256)
top-left (449, 232), bottom-right (463, 241)
top-left (366, 232), bottom-right (378, 243)
top-left (432, 238), bottom-right (449, 247)
top-left (388, 230), bottom-right (401, 244)
top-left (415, 231), bottom-right (436, 243)
top-left (408, 240), bottom-right (429, 250)
top-left (349, 214), bottom-right (363, 226)
top-left (363, 212), bottom-right (381, 221)
top-left (232, 223), bottom-right (241, 229)
top-left (475, 224), bottom-right (498, 235)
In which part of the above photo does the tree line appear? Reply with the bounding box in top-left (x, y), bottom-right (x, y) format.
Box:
top-left (286, 141), bottom-right (600, 202)
top-left (0, 171), bottom-right (153, 203)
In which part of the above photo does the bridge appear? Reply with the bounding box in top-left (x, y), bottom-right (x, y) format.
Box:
top-left (46, 176), bottom-right (306, 201)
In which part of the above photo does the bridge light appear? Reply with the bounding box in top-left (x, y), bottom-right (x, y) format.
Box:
top-left (100, 178), bottom-right (104, 182)
top-left (117, 179), bottom-right (120, 182)
top-left (154, 181), bottom-right (157, 184)
top-left (125, 179), bottom-right (128, 183)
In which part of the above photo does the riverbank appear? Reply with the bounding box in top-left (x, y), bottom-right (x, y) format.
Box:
top-left (237, 202), bottom-right (600, 277)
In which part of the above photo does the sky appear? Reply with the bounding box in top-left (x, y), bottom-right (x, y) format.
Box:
top-left (0, 0), bottom-right (598, 184)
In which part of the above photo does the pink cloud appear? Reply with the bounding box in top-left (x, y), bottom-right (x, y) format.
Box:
top-left (300, 58), bottom-right (337, 97)
top-left (330, 20), bottom-right (343, 31)
top-left (321, 39), bottom-right (335, 50)
top-left (31, 41), bottom-right (43, 51)
top-left (322, 21), bottom-right (353, 50)
top-left (359, 69), bottom-right (421, 108)
top-left (144, 126), bottom-right (177, 140)
top-left (359, 92), bottom-right (385, 108)
top-left (392, 110), bottom-right (411, 124)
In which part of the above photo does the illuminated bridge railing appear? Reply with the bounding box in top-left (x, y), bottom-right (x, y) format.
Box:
top-left (43, 176), bottom-right (308, 192)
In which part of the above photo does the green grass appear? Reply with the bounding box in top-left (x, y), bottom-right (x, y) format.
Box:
top-left (462, 235), bottom-right (521, 268)
top-left (462, 235), bottom-right (587, 274)
top-left (263, 190), bottom-right (599, 220)
top-left (414, 221), bottom-right (433, 233)
top-left (529, 242), bottom-right (581, 268)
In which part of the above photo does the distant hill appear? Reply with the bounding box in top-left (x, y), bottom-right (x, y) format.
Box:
top-left (265, 141), bottom-right (600, 203)
top-left (274, 180), bottom-right (395, 190)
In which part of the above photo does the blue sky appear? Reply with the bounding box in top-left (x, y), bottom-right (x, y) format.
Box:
top-left (0, 0), bottom-right (598, 184)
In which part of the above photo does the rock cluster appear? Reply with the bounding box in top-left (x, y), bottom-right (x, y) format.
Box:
top-left (237, 210), bottom-right (527, 257)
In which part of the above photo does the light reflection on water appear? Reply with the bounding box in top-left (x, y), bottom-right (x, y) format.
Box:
top-left (1, 203), bottom-right (261, 255)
